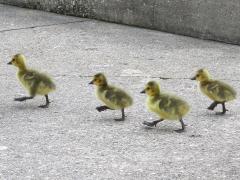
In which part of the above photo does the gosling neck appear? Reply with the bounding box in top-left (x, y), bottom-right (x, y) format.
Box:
top-left (148, 92), bottom-right (160, 100)
top-left (97, 83), bottom-right (108, 90)
top-left (17, 63), bottom-right (27, 72)
top-left (200, 77), bottom-right (211, 85)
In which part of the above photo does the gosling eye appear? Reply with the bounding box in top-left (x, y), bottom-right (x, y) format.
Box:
top-left (196, 74), bottom-right (200, 77)
top-left (146, 87), bottom-right (150, 91)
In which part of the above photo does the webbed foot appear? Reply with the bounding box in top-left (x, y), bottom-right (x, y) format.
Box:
top-left (174, 128), bottom-right (185, 133)
top-left (14, 97), bottom-right (26, 102)
top-left (143, 120), bottom-right (164, 127)
top-left (96, 106), bottom-right (111, 112)
top-left (114, 108), bottom-right (126, 121)
top-left (38, 104), bottom-right (49, 108)
top-left (143, 121), bottom-right (157, 127)
top-left (207, 107), bottom-right (214, 110)
top-left (175, 119), bottom-right (186, 133)
top-left (14, 96), bottom-right (33, 102)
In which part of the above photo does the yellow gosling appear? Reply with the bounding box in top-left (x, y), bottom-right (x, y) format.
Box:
top-left (8, 54), bottom-right (56, 108)
top-left (141, 81), bottom-right (190, 133)
top-left (89, 73), bottom-right (133, 121)
top-left (191, 69), bottom-right (237, 115)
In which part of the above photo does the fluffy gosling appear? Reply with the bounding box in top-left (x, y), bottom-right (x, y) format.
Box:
top-left (141, 81), bottom-right (190, 133)
top-left (191, 69), bottom-right (236, 114)
top-left (8, 54), bottom-right (56, 108)
top-left (89, 73), bottom-right (133, 121)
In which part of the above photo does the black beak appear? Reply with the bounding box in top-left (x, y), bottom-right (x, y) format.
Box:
top-left (191, 76), bottom-right (196, 80)
top-left (140, 90), bottom-right (146, 94)
top-left (7, 61), bottom-right (12, 65)
top-left (89, 80), bottom-right (94, 85)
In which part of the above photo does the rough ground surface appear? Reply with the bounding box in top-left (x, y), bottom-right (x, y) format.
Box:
top-left (0, 4), bottom-right (239, 180)
top-left (2, 0), bottom-right (240, 45)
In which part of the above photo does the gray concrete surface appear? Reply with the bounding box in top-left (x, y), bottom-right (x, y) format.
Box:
top-left (1, 1), bottom-right (240, 45)
top-left (0, 4), bottom-right (240, 180)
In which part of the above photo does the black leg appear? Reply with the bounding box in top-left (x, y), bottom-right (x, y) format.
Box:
top-left (115, 109), bottom-right (125, 121)
top-left (222, 103), bottom-right (228, 114)
top-left (207, 101), bottom-right (219, 110)
top-left (96, 106), bottom-right (111, 112)
top-left (39, 95), bottom-right (50, 108)
top-left (216, 102), bottom-right (228, 115)
top-left (143, 119), bottom-right (164, 127)
top-left (14, 96), bottom-right (34, 102)
top-left (174, 119), bottom-right (186, 133)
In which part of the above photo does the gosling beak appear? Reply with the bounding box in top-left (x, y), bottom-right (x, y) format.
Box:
top-left (140, 89), bottom-right (146, 94)
top-left (7, 61), bottom-right (12, 65)
top-left (89, 80), bottom-right (94, 85)
top-left (191, 76), bottom-right (196, 80)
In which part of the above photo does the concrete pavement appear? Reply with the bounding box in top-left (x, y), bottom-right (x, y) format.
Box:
top-left (2, 0), bottom-right (240, 45)
top-left (0, 4), bottom-right (240, 179)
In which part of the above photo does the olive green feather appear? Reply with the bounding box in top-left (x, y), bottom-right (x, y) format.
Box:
top-left (143, 81), bottom-right (190, 120)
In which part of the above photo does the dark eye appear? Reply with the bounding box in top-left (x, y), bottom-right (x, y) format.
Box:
top-left (196, 74), bottom-right (200, 77)
top-left (146, 87), bottom-right (150, 90)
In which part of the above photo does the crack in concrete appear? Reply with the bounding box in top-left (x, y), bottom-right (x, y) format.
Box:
top-left (77, 75), bottom-right (240, 82)
top-left (0, 19), bottom-right (90, 33)
top-left (0, 74), bottom-right (239, 81)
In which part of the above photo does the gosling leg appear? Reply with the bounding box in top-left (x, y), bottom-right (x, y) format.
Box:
top-left (143, 119), bottom-right (164, 127)
top-left (39, 95), bottom-right (50, 108)
top-left (96, 106), bottom-right (112, 112)
top-left (207, 101), bottom-right (219, 110)
top-left (216, 102), bottom-right (228, 115)
top-left (115, 108), bottom-right (125, 121)
top-left (174, 119), bottom-right (185, 133)
top-left (14, 96), bottom-right (34, 102)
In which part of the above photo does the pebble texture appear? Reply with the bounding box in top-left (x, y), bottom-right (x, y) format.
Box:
top-left (0, 4), bottom-right (240, 179)
top-left (1, 0), bottom-right (240, 45)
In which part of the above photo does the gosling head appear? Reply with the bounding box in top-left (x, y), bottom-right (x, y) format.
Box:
top-left (89, 73), bottom-right (108, 86)
top-left (191, 69), bottom-right (211, 82)
top-left (8, 54), bottom-right (27, 70)
top-left (141, 81), bottom-right (160, 97)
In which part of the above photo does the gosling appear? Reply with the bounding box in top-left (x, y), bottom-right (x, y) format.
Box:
top-left (191, 68), bottom-right (236, 114)
top-left (141, 81), bottom-right (190, 133)
top-left (89, 73), bottom-right (133, 121)
top-left (8, 54), bottom-right (56, 108)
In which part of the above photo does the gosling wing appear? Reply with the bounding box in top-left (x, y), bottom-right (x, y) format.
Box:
top-left (105, 87), bottom-right (132, 108)
top-left (23, 71), bottom-right (36, 80)
top-left (159, 95), bottom-right (183, 113)
top-left (22, 71), bottom-right (40, 88)
top-left (24, 71), bottom-right (56, 93)
top-left (207, 81), bottom-right (236, 101)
